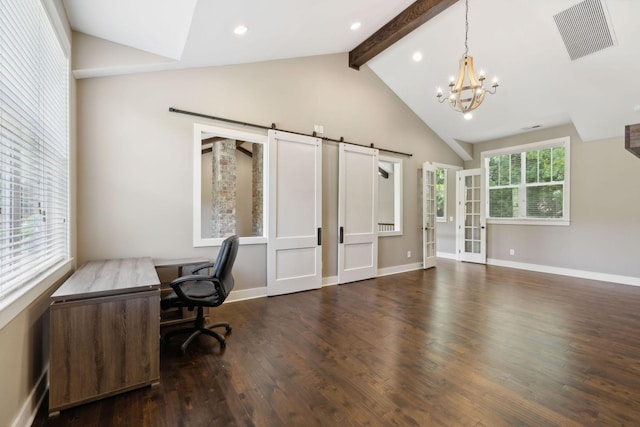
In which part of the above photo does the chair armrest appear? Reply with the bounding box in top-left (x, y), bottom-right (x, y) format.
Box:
top-left (191, 262), bottom-right (215, 274)
top-left (168, 274), bottom-right (220, 304)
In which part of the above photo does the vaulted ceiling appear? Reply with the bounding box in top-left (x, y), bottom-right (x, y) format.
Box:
top-left (62, 0), bottom-right (640, 159)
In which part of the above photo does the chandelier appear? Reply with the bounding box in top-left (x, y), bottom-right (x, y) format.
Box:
top-left (436, 0), bottom-right (498, 119)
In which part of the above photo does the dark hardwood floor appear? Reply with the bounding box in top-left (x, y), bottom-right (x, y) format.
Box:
top-left (33, 259), bottom-right (640, 426)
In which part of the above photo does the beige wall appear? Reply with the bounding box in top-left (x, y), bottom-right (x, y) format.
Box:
top-left (466, 123), bottom-right (640, 278)
top-left (75, 50), bottom-right (462, 287)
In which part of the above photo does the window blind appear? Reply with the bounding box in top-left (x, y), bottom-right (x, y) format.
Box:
top-left (0, 0), bottom-right (69, 301)
top-left (485, 138), bottom-right (569, 223)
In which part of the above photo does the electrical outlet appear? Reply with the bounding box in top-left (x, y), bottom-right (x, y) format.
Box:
top-left (313, 124), bottom-right (324, 134)
top-left (509, 249), bottom-right (515, 256)
top-left (407, 251), bottom-right (412, 258)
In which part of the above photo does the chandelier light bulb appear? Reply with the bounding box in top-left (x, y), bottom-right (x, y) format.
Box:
top-left (464, 113), bottom-right (473, 120)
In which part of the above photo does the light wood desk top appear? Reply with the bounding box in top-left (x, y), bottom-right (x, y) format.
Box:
top-left (51, 257), bottom-right (160, 302)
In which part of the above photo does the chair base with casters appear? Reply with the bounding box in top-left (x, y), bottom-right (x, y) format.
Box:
top-left (163, 306), bottom-right (231, 354)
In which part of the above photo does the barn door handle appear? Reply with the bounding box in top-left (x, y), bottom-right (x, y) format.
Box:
top-left (317, 228), bottom-right (322, 246)
top-left (339, 226), bottom-right (344, 244)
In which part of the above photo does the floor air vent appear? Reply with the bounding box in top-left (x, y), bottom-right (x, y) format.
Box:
top-left (553, 0), bottom-right (615, 61)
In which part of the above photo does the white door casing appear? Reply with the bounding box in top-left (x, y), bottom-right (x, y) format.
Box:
top-left (267, 130), bottom-right (322, 296)
top-left (456, 169), bottom-right (486, 264)
top-left (338, 143), bottom-right (379, 284)
top-left (423, 162), bottom-right (437, 269)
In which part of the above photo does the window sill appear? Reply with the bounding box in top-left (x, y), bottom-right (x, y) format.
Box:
top-left (487, 219), bottom-right (570, 226)
top-left (0, 258), bottom-right (74, 331)
top-left (379, 230), bottom-right (403, 237)
top-left (194, 236), bottom-right (267, 247)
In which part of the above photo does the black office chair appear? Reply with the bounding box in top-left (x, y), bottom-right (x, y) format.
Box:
top-left (161, 235), bottom-right (239, 354)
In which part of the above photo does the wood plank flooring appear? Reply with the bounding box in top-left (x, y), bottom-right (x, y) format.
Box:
top-left (34, 259), bottom-right (640, 426)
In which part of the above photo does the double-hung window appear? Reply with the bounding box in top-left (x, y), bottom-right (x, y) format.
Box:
top-left (0, 0), bottom-right (70, 307)
top-left (483, 137), bottom-right (570, 225)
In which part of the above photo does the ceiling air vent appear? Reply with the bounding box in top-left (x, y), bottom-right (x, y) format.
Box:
top-left (553, 0), bottom-right (615, 61)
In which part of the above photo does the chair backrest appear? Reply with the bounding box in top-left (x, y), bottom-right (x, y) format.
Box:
top-left (212, 235), bottom-right (239, 300)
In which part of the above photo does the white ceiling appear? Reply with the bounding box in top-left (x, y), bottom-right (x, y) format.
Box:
top-left (62, 0), bottom-right (640, 157)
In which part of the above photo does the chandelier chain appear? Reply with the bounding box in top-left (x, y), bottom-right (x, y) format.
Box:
top-left (464, 0), bottom-right (469, 56)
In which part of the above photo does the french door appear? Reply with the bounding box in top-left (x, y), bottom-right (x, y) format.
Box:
top-left (267, 130), bottom-right (323, 295)
top-left (337, 143), bottom-right (379, 284)
top-left (423, 162), bottom-right (437, 269)
top-left (457, 169), bottom-right (486, 264)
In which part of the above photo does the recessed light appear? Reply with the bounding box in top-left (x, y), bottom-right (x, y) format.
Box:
top-left (633, 104), bottom-right (640, 112)
top-left (412, 51), bottom-right (423, 62)
top-left (234, 25), bottom-right (248, 36)
top-left (350, 22), bottom-right (361, 31)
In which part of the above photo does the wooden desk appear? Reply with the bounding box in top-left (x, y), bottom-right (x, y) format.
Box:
top-left (49, 258), bottom-right (160, 414)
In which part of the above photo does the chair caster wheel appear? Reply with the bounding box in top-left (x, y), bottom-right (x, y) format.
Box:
top-left (220, 341), bottom-right (226, 349)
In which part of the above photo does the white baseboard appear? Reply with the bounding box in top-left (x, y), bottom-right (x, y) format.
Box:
top-left (436, 252), bottom-right (458, 260)
top-left (226, 286), bottom-right (267, 303)
top-left (488, 258), bottom-right (640, 287)
top-left (226, 258), bottom-right (640, 304)
top-left (377, 262), bottom-right (424, 277)
top-left (226, 276), bottom-right (340, 303)
top-left (13, 365), bottom-right (48, 427)
top-left (323, 276), bottom-right (338, 287)
top-left (226, 266), bottom-right (425, 302)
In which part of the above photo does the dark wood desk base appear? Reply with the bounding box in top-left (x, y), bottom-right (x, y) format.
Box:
top-left (49, 258), bottom-right (160, 414)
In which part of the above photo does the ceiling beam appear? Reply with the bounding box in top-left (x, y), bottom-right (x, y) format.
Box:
top-left (348, 0), bottom-right (458, 70)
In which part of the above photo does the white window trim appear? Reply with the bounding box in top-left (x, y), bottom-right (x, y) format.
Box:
top-left (193, 123), bottom-right (269, 247)
top-left (0, 0), bottom-right (71, 320)
top-left (481, 137), bottom-right (571, 226)
top-left (0, 259), bottom-right (73, 331)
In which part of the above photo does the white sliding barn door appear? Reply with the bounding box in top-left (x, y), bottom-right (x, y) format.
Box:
top-left (338, 143), bottom-right (379, 284)
top-left (267, 130), bottom-right (322, 296)
top-left (457, 169), bottom-right (486, 264)
top-left (423, 162), bottom-right (437, 269)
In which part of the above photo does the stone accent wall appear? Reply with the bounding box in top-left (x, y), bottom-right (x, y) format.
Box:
top-left (211, 139), bottom-right (237, 237)
top-left (252, 143), bottom-right (264, 236)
